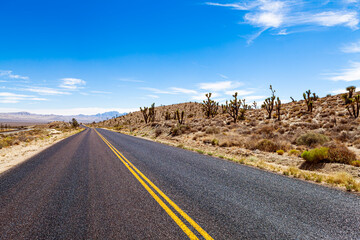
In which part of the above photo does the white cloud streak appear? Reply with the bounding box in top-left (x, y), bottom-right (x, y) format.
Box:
top-left (198, 81), bottom-right (243, 91)
top-left (327, 62), bottom-right (360, 81)
top-left (341, 40), bottom-right (360, 53)
top-left (0, 70), bottom-right (29, 80)
top-left (0, 92), bottom-right (47, 103)
top-left (206, 0), bottom-right (359, 42)
top-left (60, 78), bottom-right (86, 90)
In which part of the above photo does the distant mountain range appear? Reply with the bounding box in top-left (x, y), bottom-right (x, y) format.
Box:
top-left (0, 111), bottom-right (125, 123)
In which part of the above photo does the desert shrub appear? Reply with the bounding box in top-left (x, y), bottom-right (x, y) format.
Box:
top-left (350, 160), bottom-right (360, 167)
top-left (255, 139), bottom-right (279, 152)
top-left (211, 138), bottom-right (219, 146)
top-left (276, 150), bottom-right (284, 155)
top-left (301, 147), bottom-right (328, 163)
top-left (154, 128), bottom-right (162, 137)
top-left (205, 126), bottom-right (220, 134)
top-left (170, 126), bottom-right (182, 136)
top-left (256, 125), bottom-right (275, 138)
top-left (288, 149), bottom-right (301, 156)
top-left (296, 132), bottom-right (329, 147)
top-left (327, 145), bottom-right (356, 164)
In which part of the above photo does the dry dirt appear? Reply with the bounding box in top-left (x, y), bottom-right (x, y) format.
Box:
top-left (0, 128), bottom-right (83, 175)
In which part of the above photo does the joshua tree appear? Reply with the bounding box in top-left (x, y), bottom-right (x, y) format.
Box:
top-left (165, 111), bottom-right (171, 120)
top-left (275, 97), bottom-right (281, 121)
top-left (303, 90), bottom-right (318, 112)
top-left (342, 87), bottom-right (360, 118)
top-left (140, 106), bottom-right (149, 123)
top-left (202, 93), bottom-right (219, 118)
top-left (176, 109), bottom-right (185, 124)
top-left (149, 103), bottom-right (156, 122)
top-left (342, 86), bottom-right (356, 105)
top-left (262, 85), bottom-right (276, 119)
top-left (221, 101), bottom-right (228, 114)
top-left (290, 97), bottom-right (296, 102)
top-left (239, 99), bottom-right (248, 121)
top-left (227, 92), bottom-right (241, 123)
top-left (252, 101), bottom-right (257, 109)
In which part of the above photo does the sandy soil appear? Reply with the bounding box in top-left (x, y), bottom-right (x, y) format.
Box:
top-left (0, 129), bottom-right (83, 175)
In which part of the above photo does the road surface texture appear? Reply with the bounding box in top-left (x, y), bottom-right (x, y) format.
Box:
top-left (0, 127), bottom-right (359, 239)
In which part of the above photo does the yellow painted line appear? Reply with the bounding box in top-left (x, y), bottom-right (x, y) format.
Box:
top-left (95, 129), bottom-right (199, 240)
top-left (96, 131), bottom-right (214, 240)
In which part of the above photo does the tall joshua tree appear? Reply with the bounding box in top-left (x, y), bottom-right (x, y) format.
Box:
top-left (262, 85), bottom-right (276, 119)
top-left (202, 93), bottom-right (219, 118)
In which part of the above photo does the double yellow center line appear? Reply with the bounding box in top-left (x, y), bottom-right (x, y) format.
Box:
top-left (94, 129), bottom-right (213, 240)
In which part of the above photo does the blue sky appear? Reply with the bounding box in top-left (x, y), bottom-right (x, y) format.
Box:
top-left (0, 0), bottom-right (360, 115)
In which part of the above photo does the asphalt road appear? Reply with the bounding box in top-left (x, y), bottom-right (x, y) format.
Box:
top-left (0, 127), bottom-right (359, 239)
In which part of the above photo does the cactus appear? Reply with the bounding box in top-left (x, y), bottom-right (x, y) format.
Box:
top-left (342, 86), bottom-right (356, 105)
top-left (149, 103), bottom-right (156, 122)
top-left (202, 93), bottom-right (219, 118)
top-left (262, 85), bottom-right (276, 119)
top-left (252, 101), bottom-right (257, 109)
top-left (239, 99), bottom-right (248, 121)
top-left (140, 103), bottom-right (156, 123)
top-left (344, 87), bottom-right (360, 118)
top-left (165, 111), bottom-right (171, 120)
top-left (275, 97), bottom-right (281, 121)
top-left (227, 92), bottom-right (241, 123)
top-left (303, 90), bottom-right (318, 112)
top-left (176, 109), bottom-right (185, 124)
top-left (140, 106), bottom-right (149, 123)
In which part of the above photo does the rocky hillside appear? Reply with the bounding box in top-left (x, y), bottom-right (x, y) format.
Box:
top-left (93, 91), bottom-right (360, 191)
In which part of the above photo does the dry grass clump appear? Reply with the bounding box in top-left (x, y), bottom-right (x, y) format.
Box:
top-left (327, 144), bottom-right (357, 164)
top-left (255, 139), bottom-right (279, 152)
top-left (205, 126), bottom-right (220, 134)
top-left (296, 132), bottom-right (329, 147)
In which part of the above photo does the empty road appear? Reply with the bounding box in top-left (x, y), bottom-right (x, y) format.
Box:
top-left (0, 127), bottom-right (359, 239)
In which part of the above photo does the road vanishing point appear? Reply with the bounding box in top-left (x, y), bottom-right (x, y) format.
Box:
top-left (0, 127), bottom-right (359, 239)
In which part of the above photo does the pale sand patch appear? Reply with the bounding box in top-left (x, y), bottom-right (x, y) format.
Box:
top-left (0, 129), bottom-right (83, 175)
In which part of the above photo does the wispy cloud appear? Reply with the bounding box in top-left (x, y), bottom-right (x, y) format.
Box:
top-left (225, 89), bottom-right (255, 96)
top-left (0, 70), bottom-right (29, 80)
top-left (327, 62), bottom-right (360, 81)
top-left (90, 90), bottom-right (112, 94)
top-left (60, 78), bottom-right (86, 90)
top-left (206, 0), bottom-right (359, 42)
top-left (146, 94), bottom-right (160, 99)
top-left (140, 87), bottom-right (176, 94)
top-left (0, 92), bottom-right (47, 103)
top-left (243, 95), bottom-right (267, 100)
top-left (119, 78), bottom-right (144, 83)
top-left (341, 40), bottom-right (360, 53)
top-left (21, 87), bottom-right (70, 95)
top-left (169, 87), bottom-right (198, 94)
top-left (198, 81), bottom-right (243, 91)
top-left (191, 92), bottom-right (221, 101)
top-left (331, 88), bottom-right (348, 94)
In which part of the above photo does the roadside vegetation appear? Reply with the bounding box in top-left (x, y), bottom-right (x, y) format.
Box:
top-left (0, 120), bottom-right (81, 150)
top-left (91, 86), bottom-right (360, 192)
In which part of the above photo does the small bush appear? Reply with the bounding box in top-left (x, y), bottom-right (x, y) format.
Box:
top-left (296, 132), bottom-right (329, 147)
top-left (155, 128), bottom-right (162, 137)
top-left (327, 145), bottom-right (356, 164)
top-left (205, 126), bottom-right (220, 134)
top-left (276, 150), bottom-right (284, 155)
top-left (211, 138), bottom-right (219, 146)
top-left (255, 139), bottom-right (279, 152)
top-left (288, 149), bottom-right (300, 156)
top-left (301, 147), bottom-right (328, 163)
top-left (350, 160), bottom-right (360, 167)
